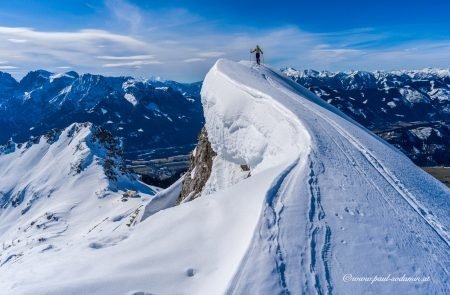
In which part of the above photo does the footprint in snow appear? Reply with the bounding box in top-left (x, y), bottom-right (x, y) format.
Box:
top-left (355, 209), bottom-right (365, 216)
top-left (345, 207), bottom-right (365, 217)
top-left (186, 268), bottom-right (196, 277)
top-left (88, 242), bottom-right (104, 249)
top-left (344, 207), bottom-right (355, 216)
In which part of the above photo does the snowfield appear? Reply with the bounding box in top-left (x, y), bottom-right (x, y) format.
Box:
top-left (1, 59), bottom-right (449, 295)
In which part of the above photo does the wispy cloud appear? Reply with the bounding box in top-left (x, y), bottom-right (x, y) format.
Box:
top-left (0, 60), bottom-right (18, 70)
top-left (102, 60), bottom-right (163, 68)
top-left (0, 26), bottom-right (153, 74)
top-left (0, 65), bottom-right (19, 70)
top-left (97, 55), bottom-right (154, 60)
top-left (105, 0), bottom-right (142, 32)
top-left (197, 51), bottom-right (225, 58)
top-left (309, 47), bottom-right (365, 63)
top-left (8, 38), bottom-right (27, 43)
top-left (184, 58), bottom-right (206, 63)
top-left (0, 27), bottom-right (146, 47)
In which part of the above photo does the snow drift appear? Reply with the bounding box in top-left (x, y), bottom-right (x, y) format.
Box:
top-left (0, 60), bottom-right (449, 295)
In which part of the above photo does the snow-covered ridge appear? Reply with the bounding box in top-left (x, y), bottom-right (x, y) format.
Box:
top-left (203, 60), bottom-right (311, 171)
top-left (0, 60), bottom-right (449, 294)
top-left (203, 60), bottom-right (450, 294)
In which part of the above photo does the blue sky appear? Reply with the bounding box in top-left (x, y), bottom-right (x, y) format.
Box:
top-left (0, 0), bottom-right (450, 81)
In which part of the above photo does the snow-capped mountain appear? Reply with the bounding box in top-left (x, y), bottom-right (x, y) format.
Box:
top-left (0, 123), bottom-right (157, 283)
top-left (1, 60), bottom-right (448, 294)
top-left (0, 70), bottom-right (204, 159)
top-left (282, 67), bottom-right (450, 166)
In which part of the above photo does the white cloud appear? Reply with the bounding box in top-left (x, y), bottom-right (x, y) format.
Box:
top-left (97, 55), bottom-right (154, 60)
top-left (197, 51), bottom-right (225, 58)
top-left (0, 27), bottom-right (144, 45)
top-left (309, 48), bottom-right (365, 63)
top-left (184, 58), bottom-right (206, 63)
top-left (0, 65), bottom-right (19, 70)
top-left (0, 26), bottom-right (156, 76)
top-left (8, 38), bottom-right (28, 43)
top-left (105, 0), bottom-right (142, 32)
top-left (102, 60), bottom-right (163, 68)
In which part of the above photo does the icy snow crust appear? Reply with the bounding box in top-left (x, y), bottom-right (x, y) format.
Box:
top-left (1, 60), bottom-right (449, 294)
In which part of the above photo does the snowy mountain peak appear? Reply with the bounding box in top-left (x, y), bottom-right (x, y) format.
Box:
top-left (0, 72), bottom-right (18, 95)
top-left (0, 122), bottom-right (153, 210)
top-left (19, 70), bottom-right (52, 88)
top-left (0, 122), bottom-right (157, 282)
top-left (49, 71), bottom-right (79, 83)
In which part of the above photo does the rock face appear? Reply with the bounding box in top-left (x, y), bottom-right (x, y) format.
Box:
top-left (177, 127), bottom-right (216, 203)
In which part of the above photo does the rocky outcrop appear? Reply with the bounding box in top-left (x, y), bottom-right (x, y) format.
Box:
top-left (177, 127), bottom-right (216, 204)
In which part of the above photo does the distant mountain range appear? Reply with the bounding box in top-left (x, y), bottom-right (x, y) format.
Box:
top-left (0, 70), bottom-right (204, 161)
top-left (282, 68), bottom-right (450, 166)
top-left (0, 67), bottom-right (448, 185)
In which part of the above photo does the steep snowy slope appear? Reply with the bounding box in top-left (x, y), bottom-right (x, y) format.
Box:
top-left (0, 123), bottom-right (157, 280)
top-left (0, 60), bottom-right (448, 295)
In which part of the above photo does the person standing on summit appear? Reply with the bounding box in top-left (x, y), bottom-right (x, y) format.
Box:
top-left (251, 45), bottom-right (264, 65)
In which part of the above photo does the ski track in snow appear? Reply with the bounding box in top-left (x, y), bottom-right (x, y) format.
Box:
top-left (223, 67), bottom-right (325, 294)
top-left (227, 160), bottom-right (299, 295)
top-left (307, 158), bottom-right (333, 295)
top-left (264, 68), bottom-right (450, 281)
top-left (262, 160), bottom-right (297, 294)
top-left (265, 72), bottom-right (450, 247)
top-left (225, 67), bottom-right (334, 294)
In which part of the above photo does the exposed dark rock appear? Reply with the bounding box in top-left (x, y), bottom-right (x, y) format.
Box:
top-left (177, 127), bottom-right (216, 204)
top-left (44, 128), bottom-right (61, 144)
top-left (240, 164), bottom-right (250, 171)
top-left (0, 139), bottom-right (15, 155)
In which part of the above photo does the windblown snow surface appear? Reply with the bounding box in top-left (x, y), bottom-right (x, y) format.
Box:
top-left (1, 59), bottom-right (449, 295)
